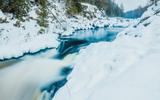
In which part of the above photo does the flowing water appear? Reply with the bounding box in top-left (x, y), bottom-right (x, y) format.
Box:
top-left (57, 27), bottom-right (123, 58)
top-left (0, 27), bottom-right (123, 100)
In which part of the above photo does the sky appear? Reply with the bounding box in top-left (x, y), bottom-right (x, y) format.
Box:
top-left (115, 0), bottom-right (149, 12)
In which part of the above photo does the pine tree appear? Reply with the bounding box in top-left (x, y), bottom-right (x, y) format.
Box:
top-left (37, 0), bottom-right (48, 27)
top-left (0, 0), bottom-right (30, 20)
top-left (66, 0), bottom-right (83, 15)
top-left (14, 0), bottom-right (30, 20)
top-left (67, 0), bottom-right (124, 16)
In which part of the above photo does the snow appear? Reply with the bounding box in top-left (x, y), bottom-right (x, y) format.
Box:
top-left (1, 1), bottom-right (160, 100)
top-left (115, 0), bottom-right (148, 12)
top-left (54, 1), bottom-right (160, 100)
top-left (0, 10), bottom-right (59, 60)
top-left (89, 52), bottom-right (160, 100)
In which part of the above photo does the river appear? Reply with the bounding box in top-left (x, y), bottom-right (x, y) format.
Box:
top-left (0, 27), bottom-right (123, 100)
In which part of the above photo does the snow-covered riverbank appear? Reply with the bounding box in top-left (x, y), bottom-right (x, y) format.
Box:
top-left (0, 23), bottom-right (125, 100)
top-left (54, 1), bottom-right (160, 100)
top-left (1, 0), bottom-right (160, 100)
top-left (0, 0), bottom-right (134, 60)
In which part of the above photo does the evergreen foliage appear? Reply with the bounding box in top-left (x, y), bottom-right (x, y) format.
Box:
top-left (37, 0), bottom-right (48, 27)
top-left (0, 0), bottom-right (48, 27)
top-left (0, 0), bottom-right (30, 20)
top-left (66, 0), bottom-right (83, 15)
top-left (66, 0), bottom-right (124, 16)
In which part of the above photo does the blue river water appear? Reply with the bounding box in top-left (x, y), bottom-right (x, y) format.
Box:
top-left (0, 27), bottom-right (124, 100)
top-left (57, 27), bottom-right (123, 58)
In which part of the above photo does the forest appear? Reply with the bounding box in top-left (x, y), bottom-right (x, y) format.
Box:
top-left (0, 0), bottom-right (124, 18)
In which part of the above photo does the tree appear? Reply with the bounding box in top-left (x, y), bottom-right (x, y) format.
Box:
top-left (37, 0), bottom-right (48, 27)
top-left (0, 0), bottom-right (30, 20)
top-left (66, 0), bottom-right (83, 15)
top-left (68, 0), bottom-right (124, 16)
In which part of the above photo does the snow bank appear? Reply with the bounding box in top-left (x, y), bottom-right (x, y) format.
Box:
top-left (54, 2), bottom-right (160, 100)
top-left (0, 10), bottom-right (58, 60)
top-left (89, 48), bottom-right (160, 100)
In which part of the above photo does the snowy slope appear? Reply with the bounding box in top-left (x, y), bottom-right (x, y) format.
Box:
top-left (54, 2), bottom-right (160, 100)
top-left (89, 50), bottom-right (160, 100)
